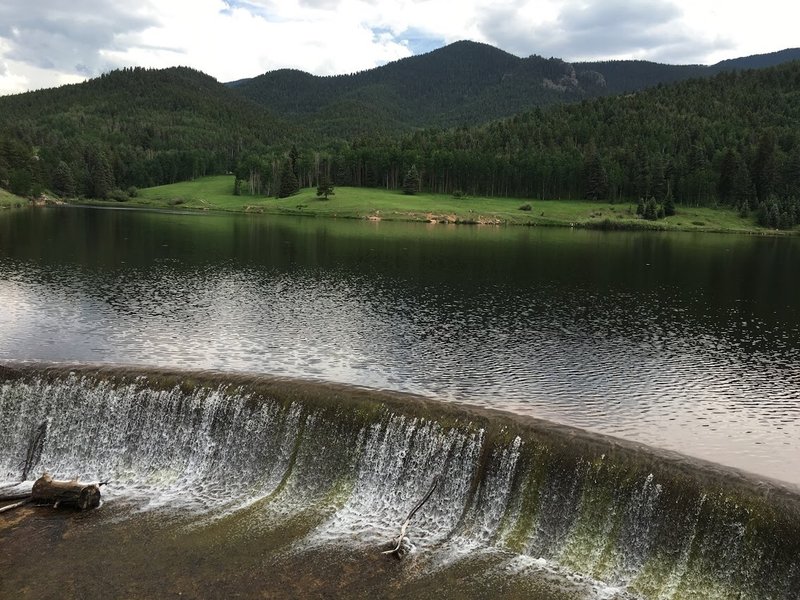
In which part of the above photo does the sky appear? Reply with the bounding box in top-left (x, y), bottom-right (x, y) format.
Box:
top-left (0, 0), bottom-right (798, 96)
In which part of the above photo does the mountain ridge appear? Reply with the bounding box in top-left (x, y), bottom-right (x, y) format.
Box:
top-left (1, 41), bottom-right (799, 211)
top-left (226, 40), bottom-right (800, 133)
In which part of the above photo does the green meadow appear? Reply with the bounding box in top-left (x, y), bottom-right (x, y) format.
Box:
top-left (72, 175), bottom-right (789, 235)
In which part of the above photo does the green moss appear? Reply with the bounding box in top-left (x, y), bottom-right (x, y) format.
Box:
top-left (557, 465), bottom-right (620, 578)
top-left (499, 444), bottom-right (551, 552)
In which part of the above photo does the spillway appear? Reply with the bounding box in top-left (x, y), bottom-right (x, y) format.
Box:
top-left (1, 364), bottom-right (798, 599)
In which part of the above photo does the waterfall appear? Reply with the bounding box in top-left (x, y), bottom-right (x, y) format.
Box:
top-left (1, 364), bottom-right (798, 599)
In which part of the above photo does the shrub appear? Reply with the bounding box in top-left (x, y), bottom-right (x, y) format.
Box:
top-left (518, 203), bottom-right (532, 211)
top-left (108, 188), bottom-right (129, 202)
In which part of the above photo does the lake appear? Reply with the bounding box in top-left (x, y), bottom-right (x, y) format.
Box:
top-left (1, 205), bottom-right (798, 486)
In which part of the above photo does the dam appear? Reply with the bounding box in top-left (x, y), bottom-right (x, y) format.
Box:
top-left (2, 364), bottom-right (798, 599)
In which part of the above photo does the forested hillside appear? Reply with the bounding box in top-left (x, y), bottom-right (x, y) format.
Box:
top-left (231, 41), bottom-right (800, 131)
top-left (229, 41), bottom-right (603, 134)
top-left (320, 63), bottom-right (800, 206)
top-left (1, 42), bottom-right (799, 226)
top-left (0, 67), bottom-right (291, 198)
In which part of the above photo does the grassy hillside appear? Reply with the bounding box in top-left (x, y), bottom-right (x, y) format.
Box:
top-left (0, 188), bottom-right (26, 208)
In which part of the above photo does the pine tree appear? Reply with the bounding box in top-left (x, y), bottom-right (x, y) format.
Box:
top-left (86, 147), bottom-right (114, 199)
top-left (8, 168), bottom-right (32, 196)
top-left (732, 157), bottom-right (755, 210)
top-left (717, 149), bottom-right (737, 204)
top-left (277, 159), bottom-right (299, 198)
top-left (52, 161), bottom-right (76, 197)
top-left (756, 202), bottom-right (769, 226)
top-left (643, 197), bottom-right (659, 220)
top-left (289, 145), bottom-right (300, 180)
top-left (316, 174), bottom-right (334, 200)
top-left (650, 157), bottom-right (667, 202)
top-left (752, 133), bottom-right (776, 203)
top-left (663, 189), bottom-right (676, 216)
top-left (634, 151), bottom-right (650, 200)
top-left (583, 148), bottom-right (608, 201)
top-left (402, 165), bottom-right (420, 195)
top-left (768, 203), bottom-right (780, 228)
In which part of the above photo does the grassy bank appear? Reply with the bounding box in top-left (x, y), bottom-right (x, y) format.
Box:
top-left (75, 175), bottom-right (789, 235)
top-left (0, 188), bottom-right (27, 209)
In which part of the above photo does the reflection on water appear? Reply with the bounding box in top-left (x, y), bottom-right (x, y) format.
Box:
top-left (0, 206), bottom-right (799, 484)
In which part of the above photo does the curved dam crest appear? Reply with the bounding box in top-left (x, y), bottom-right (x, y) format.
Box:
top-left (1, 363), bottom-right (799, 599)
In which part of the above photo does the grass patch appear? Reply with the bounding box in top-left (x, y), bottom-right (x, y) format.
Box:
top-left (66, 175), bottom-right (797, 236)
top-left (0, 188), bottom-right (27, 209)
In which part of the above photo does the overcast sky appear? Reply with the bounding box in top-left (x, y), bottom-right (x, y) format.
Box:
top-left (1, 0), bottom-right (798, 96)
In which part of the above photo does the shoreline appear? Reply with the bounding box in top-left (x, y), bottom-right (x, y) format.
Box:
top-left (4, 176), bottom-right (798, 236)
top-left (70, 195), bottom-right (800, 236)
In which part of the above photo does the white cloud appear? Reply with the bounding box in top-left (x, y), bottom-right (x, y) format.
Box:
top-left (115, 0), bottom-right (414, 79)
top-left (0, 0), bottom-right (799, 96)
top-left (475, 0), bottom-right (734, 62)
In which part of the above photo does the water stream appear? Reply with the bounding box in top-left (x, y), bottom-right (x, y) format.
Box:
top-left (1, 365), bottom-right (798, 599)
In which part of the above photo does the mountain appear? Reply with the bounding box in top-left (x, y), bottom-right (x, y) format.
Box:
top-left (228, 41), bottom-right (607, 133)
top-left (229, 40), bottom-right (800, 132)
top-left (2, 42), bottom-right (800, 206)
top-left (708, 48), bottom-right (800, 73)
top-left (576, 48), bottom-right (800, 94)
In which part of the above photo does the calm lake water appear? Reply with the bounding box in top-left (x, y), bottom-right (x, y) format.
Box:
top-left (1, 206), bottom-right (798, 486)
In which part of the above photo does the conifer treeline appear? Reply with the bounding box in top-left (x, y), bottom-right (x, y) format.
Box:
top-left (1, 59), bottom-right (800, 219)
top-left (236, 63), bottom-right (800, 215)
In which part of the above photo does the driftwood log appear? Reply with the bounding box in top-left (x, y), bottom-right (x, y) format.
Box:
top-left (31, 474), bottom-right (102, 510)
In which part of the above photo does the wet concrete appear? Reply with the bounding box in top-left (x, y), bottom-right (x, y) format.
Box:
top-left (0, 501), bottom-right (596, 600)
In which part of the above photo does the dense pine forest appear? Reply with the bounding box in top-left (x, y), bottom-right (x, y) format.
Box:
top-left (1, 41), bottom-right (799, 225)
top-left (0, 67), bottom-right (292, 199)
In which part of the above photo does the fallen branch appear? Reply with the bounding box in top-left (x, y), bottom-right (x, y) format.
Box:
top-left (21, 421), bottom-right (47, 481)
top-left (0, 498), bottom-right (30, 514)
top-left (382, 475), bottom-right (440, 559)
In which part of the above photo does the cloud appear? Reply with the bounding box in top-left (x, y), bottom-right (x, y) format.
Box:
top-left (477, 0), bottom-right (731, 63)
top-left (111, 0), bottom-right (415, 79)
top-left (0, 1), bottom-right (157, 77)
top-left (297, 0), bottom-right (343, 9)
top-left (0, 0), bottom-right (798, 96)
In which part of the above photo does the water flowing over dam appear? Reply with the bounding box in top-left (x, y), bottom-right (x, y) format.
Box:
top-left (1, 364), bottom-right (799, 599)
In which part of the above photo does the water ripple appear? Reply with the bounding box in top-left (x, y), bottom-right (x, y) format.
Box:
top-left (1, 210), bottom-right (799, 486)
